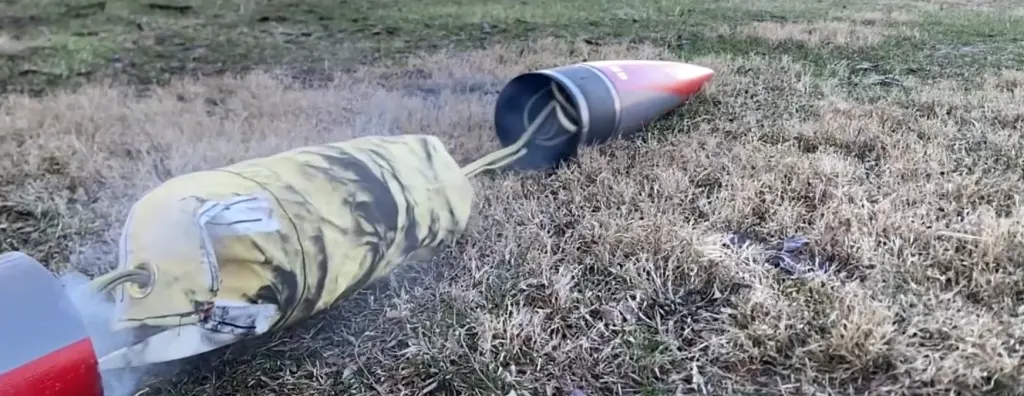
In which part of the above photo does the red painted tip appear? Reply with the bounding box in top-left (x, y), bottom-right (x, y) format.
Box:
top-left (0, 338), bottom-right (103, 396)
top-left (584, 60), bottom-right (714, 98)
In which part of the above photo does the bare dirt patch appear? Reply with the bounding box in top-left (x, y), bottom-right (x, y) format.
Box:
top-left (0, 35), bottom-right (46, 56)
top-left (2, 38), bottom-right (1023, 395)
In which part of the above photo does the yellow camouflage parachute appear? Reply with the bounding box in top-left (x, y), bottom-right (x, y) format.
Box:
top-left (89, 82), bottom-right (580, 370)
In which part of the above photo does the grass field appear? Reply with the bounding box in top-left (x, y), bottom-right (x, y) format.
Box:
top-left (2, 0), bottom-right (1024, 395)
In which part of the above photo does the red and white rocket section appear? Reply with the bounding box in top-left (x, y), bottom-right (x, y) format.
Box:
top-left (0, 252), bottom-right (104, 396)
top-left (494, 59), bottom-right (715, 170)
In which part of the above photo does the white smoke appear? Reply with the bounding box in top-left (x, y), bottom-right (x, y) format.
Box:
top-left (59, 269), bottom-right (151, 396)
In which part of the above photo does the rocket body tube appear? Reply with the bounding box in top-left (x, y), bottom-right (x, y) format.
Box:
top-left (494, 60), bottom-right (714, 171)
top-left (0, 252), bottom-right (103, 396)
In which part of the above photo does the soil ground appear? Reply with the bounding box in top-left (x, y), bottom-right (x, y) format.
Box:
top-left (1, 0), bottom-right (1023, 395)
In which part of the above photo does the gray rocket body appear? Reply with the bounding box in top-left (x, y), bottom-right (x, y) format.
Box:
top-left (494, 60), bottom-right (715, 171)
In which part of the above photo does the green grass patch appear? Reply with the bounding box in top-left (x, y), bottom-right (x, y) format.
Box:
top-left (2, 0), bottom-right (1019, 94)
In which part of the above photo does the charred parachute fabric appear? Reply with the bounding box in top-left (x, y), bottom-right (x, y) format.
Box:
top-left (86, 91), bottom-right (579, 370)
top-left (724, 232), bottom-right (833, 277)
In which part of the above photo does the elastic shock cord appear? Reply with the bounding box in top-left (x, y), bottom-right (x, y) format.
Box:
top-left (88, 268), bottom-right (152, 295)
top-left (461, 81), bottom-right (581, 178)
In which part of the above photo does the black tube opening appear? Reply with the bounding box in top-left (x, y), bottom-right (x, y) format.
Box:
top-left (494, 72), bottom-right (584, 171)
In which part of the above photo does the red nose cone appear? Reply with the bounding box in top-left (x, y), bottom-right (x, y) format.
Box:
top-left (583, 60), bottom-right (714, 98)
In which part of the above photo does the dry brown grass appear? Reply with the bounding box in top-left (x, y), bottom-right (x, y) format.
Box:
top-left (2, 38), bottom-right (1024, 395)
top-left (840, 10), bottom-right (918, 25)
top-left (928, 0), bottom-right (1022, 11)
top-left (839, 0), bottom-right (1023, 13)
top-left (730, 21), bottom-right (916, 48)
